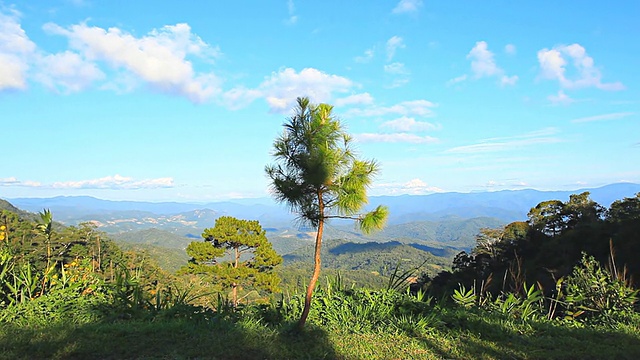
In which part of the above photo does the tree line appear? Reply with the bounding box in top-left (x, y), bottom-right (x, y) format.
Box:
top-left (422, 191), bottom-right (640, 307)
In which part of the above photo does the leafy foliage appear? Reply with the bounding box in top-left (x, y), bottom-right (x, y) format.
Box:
top-left (180, 216), bottom-right (282, 307)
top-left (564, 253), bottom-right (638, 324)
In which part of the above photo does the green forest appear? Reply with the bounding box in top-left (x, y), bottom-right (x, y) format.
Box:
top-left (1, 98), bottom-right (639, 359)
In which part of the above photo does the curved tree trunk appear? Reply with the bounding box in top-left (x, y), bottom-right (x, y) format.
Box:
top-left (297, 193), bottom-right (325, 330)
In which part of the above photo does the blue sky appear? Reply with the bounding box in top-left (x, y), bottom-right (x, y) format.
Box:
top-left (1, 0), bottom-right (638, 202)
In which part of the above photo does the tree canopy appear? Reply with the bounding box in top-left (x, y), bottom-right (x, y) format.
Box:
top-left (180, 216), bottom-right (282, 307)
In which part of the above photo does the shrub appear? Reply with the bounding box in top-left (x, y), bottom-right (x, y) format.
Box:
top-left (563, 253), bottom-right (638, 325)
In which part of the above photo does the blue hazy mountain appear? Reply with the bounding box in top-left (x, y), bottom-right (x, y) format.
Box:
top-left (6, 182), bottom-right (639, 227)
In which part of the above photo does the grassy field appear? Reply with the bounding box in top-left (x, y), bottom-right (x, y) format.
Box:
top-left (2, 305), bottom-right (639, 360)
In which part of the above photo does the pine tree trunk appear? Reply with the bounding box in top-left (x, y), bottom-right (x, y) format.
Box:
top-left (297, 193), bottom-right (324, 330)
top-left (233, 246), bottom-right (239, 307)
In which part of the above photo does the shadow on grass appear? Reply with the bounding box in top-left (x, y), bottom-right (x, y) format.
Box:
top-left (415, 309), bottom-right (640, 360)
top-left (0, 318), bottom-right (338, 360)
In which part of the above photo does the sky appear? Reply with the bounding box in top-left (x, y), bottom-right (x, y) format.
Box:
top-left (1, 0), bottom-right (638, 202)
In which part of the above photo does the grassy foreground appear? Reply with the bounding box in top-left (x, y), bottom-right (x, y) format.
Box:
top-left (2, 306), bottom-right (639, 360)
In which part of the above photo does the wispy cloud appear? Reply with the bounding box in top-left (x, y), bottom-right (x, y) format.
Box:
top-left (548, 90), bottom-right (574, 105)
top-left (446, 74), bottom-right (467, 86)
top-left (386, 36), bottom-right (405, 62)
top-left (445, 128), bottom-right (561, 154)
top-left (373, 178), bottom-right (443, 196)
top-left (384, 62), bottom-right (409, 75)
top-left (392, 0), bottom-right (423, 14)
top-left (381, 116), bottom-right (439, 132)
top-left (0, 177), bottom-right (41, 187)
top-left (334, 92), bottom-right (374, 106)
top-left (384, 62), bottom-right (410, 88)
top-left (571, 112), bottom-right (635, 123)
top-left (483, 180), bottom-right (529, 189)
top-left (284, 0), bottom-right (298, 25)
top-left (51, 175), bottom-right (174, 190)
top-left (355, 133), bottom-right (438, 144)
top-left (346, 99), bottom-right (436, 117)
top-left (1, 175), bottom-right (174, 190)
top-left (537, 43), bottom-right (624, 91)
top-left (504, 44), bottom-right (516, 55)
top-left (224, 67), bottom-right (353, 113)
top-left (354, 48), bottom-right (374, 63)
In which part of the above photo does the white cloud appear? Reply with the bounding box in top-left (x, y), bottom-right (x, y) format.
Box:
top-left (446, 74), bottom-right (467, 86)
top-left (221, 86), bottom-right (263, 110)
top-left (403, 178), bottom-right (444, 194)
top-left (504, 44), bottom-right (516, 55)
top-left (392, 0), bottom-right (423, 14)
top-left (387, 78), bottom-right (410, 89)
top-left (285, 0), bottom-right (298, 25)
top-left (500, 75), bottom-right (518, 86)
top-left (347, 99), bottom-right (437, 117)
top-left (258, 67), bottom-right (353, 112)
top-left (547, 90), bottom-right (574, 105)
top-left (1, 175), bottom-right (172, 190)
top-left (0, 54), bottom-right (28, 90)
top-left (384, 62), bottom-right (410, 88)
top-left (468, 41), bottom-right (501, 78)
top-left (355, 133), bottom-right (438, 144)
top-left (384, 62), bottom-right (409, 75)
top-left (537, 43), bottom-right (624, 91)
top-left (51, 174), bottom-right (174, 190)
top-left (334, 93), bottom-right (374, 106)
top-left (445, 128), bottom-right (561, 154)
top-left (571, 112), bottom-right (635, 124)
top-left (35, 51), bottom-right (105, 93)
top-left (484, 180), bottom-right (529, 189)
top-left (0, 177), bottom-right (41, 187)
top-left (0, 10), bottom-right (35, 54)
top-left (225, 67), bottom-right (353, 112)
top-left (374, 178), bottom-right (443, 195)
top-left (466, 41), bottom-right (517, 86)
top-left (381, 116), bottom-right (439, 132)
top-left (354, 48), bottom-right (374, 63)
top-left (0, 9), bottom-right (36, 90)
top-left (386, 36), bottom-right (405, 62)
top-left (44, 22), bottom-right (221, 102)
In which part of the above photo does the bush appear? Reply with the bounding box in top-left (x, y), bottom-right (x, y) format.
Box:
top-left (563, 253), bottom-right (638, 325)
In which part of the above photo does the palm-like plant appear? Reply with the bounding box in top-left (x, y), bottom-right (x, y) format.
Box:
top-left (266, 97), bottom-right (388, 329)
top-left (37, 209), bottom-right (53, 268)
top-left (36, 209), bottom-right (53, 295)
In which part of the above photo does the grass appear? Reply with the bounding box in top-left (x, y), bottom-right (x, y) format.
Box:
top-left (1, 305), bottom-right (639, 360)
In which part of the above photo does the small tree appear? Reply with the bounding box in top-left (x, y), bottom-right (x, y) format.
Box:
top-left (180, 216), bottom-right (282, 307)
top-left (265, 97), bottom-right (388, 329)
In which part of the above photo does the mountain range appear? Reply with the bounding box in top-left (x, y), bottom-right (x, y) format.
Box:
top-left (3, 183), bottom-right (638, 251)
top-left (3, 183), bottom-right (638, 273)
top-left (6, 182), bottom-right (639, 226)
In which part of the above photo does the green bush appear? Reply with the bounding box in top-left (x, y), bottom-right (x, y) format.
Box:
top-left (563, 253), bottom-right (638, 325)
top-left (0, 286), bottom-right (110, 326)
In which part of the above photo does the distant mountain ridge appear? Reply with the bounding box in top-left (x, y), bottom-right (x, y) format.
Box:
top-left (6, 182), bottom-right (638, 226)
top-left (368, 182), bottom-right (640, 223)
